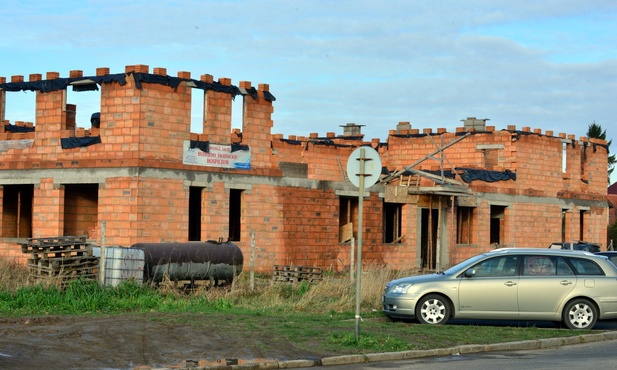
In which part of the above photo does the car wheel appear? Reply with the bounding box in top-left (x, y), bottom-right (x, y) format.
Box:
top-left (562, 299), bottom-right (597, 330)
top-left (416, 294), bottom-right (450, 325)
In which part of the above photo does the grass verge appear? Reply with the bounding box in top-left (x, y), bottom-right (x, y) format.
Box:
top-left (0, 259), bottom-right (594, 355)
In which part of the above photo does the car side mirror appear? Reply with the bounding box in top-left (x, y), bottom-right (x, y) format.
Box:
top-left (464, 268), bottom-right (476, 278)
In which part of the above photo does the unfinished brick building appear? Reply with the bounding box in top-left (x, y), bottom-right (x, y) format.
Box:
top-left (0, 64), bottom-right (610, 273)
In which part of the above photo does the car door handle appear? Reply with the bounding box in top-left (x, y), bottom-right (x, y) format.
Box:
top-left (504, 281), bottom-right (517, 286)
top-left (560, 280), bottom-right (573, 285)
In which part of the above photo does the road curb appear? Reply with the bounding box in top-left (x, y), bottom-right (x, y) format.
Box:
top-left (275, 331), bottom-right (617, 368)
top-left (150, 332), bottom-right (617, 369)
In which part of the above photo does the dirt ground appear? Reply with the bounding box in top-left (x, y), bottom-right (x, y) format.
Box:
top-left (0, 313), bottom-right (337, 369)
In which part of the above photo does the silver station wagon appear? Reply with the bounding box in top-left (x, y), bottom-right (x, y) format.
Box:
top-left (382, 248), bottom-right (617, 329)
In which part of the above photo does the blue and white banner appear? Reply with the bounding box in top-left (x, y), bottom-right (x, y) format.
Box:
top-left (183, 140), bottom-right (251, 169)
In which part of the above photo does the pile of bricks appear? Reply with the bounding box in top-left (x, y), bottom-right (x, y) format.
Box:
top-left (272, 265), bottom-right (323, 283)
top-left (21, 236), bottom-right (99, 286)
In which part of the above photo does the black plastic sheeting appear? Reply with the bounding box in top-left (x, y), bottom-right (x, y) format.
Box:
top-left (231, 143), bottom-right (249, 152)
top-left (189, 140), bottom-right (210, 153)
top-left (0, 72), bottom-right (276, 102)
top-left (4, 124), bottom-right (35, 133)
top-left (458, 168), bottom-right (516, 182)
top-left (400, 167), bottom-right (516, 183)
top-left (189, 140), bottom-right (249, 153)
top-left (0, 73), bottom-right (127, 93)
top-left (60, 136), bottom-right (102, 149)
top-left (279, 138), bottom-right (302, 145)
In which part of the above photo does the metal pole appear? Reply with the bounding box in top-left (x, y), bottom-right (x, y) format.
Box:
top-left (354, 149), bottom-right (366, 340)
top-left (350, 237), bottom-right (355, 284)
top-left (99, 221), bottom-right (106, 286)
top-left (250, 229), bottom-right (255, 291)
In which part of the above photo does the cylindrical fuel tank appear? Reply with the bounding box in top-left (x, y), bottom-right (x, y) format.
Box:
top-left (130, 241), bottom-right (243, 284)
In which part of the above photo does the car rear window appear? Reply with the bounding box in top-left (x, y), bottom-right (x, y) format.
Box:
top-left (566, 257), bottom-right (605, 276)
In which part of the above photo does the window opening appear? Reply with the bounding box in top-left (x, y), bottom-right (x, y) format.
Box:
top-left (339, 196), bottom-right (358, 243)
top-left (562, 142), bottom-right (568, 174)
top-left (232, 95), bottom-right (244, 134)
top-left (1, 184), bottom-right (33, 238)
top-left (66, 86), bottom-right (101, 131)
top-left (490, 205), bottom-right (507, 245)
top-left (229, 189), bottom-right (242, 241)
top-left (190, 88), bottom-right (204, 134)
top-left (456, 206), bottom-right (473, 244)
top-left (579, 210), bottom-right (586, 241)
top-left (383, 202), bottom-right (403, 243)
top-left (188, 186), bottom-right (203, 241)
top-left (63, 184), bottom-right (98, 237)
top-left (561, 209), bottom-right (568, 242)
top-left (420, 208), bottom-right (439, 269)
top-left (4, 91), bottom-right (36, 128)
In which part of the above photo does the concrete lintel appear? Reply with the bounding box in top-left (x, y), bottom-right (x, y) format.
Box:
top-left (225, 183), bottom-right (252, 191)
top-left (476, 144), bottom-right (504, 150)
top-left (336, 190), bottom-right (369, 197)
top-left (489, 201), bottom-right (511, 207)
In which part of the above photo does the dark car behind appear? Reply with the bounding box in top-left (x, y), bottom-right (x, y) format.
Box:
top-left (595, 251), bottom-right (617, 265)
top-left (548, 241), bottom-right (601, 253)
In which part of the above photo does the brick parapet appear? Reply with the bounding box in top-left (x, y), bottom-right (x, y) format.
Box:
top-left (201, 74), bottom-right (232, 145)
top-left (241, 81), bottom-right (276, 169)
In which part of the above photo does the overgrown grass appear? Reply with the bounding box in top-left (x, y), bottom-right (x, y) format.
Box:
top-left (0, 259), bottom-right (593, 354)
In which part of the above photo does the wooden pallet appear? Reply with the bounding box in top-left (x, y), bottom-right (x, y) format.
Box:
top-left (272, 265), bottom-right (323, 283)
top-left (29, 248), bottom-right (93, 260)
top-left (28, 256), bottom-right (98, 273)
top-left (20, 237), bottom-right (90, 253)
top-left (22, 236), bottom-right (98, 285)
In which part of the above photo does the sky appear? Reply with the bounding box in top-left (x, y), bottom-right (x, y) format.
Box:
top-left (1, 0), bottom-right (616, 184)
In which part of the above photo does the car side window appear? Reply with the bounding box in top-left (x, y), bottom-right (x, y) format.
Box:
top-left (555, 257), bottom-right (575, 275)
top-left (473, 256), bottom-right (519, 277)
top-left (567, 257), bottom-right (605, 276)
top-left (523, 256), bottom-right (556, 276)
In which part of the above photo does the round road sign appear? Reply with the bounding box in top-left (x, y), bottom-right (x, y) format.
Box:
top-left (346, 146), bottom-right (382, 188)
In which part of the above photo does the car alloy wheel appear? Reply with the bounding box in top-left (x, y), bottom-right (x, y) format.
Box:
top-left (563, 299), bottom-right (597, 330)
top-left (417, 294), bottom-right (450, 325)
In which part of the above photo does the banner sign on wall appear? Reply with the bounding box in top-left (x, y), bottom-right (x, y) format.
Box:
top-left (182, 140), bottom-right (251, 169)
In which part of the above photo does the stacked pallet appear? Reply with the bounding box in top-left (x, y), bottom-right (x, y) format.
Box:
top-left (21, 236), bottom-right (99, 286)
top-left (272, 265), bottom-right (323, 283)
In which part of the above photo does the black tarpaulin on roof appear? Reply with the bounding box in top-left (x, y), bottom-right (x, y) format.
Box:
top-left (0, 72), bottom-right (276, 101)
top-left (4, 124), bottom-right (35, 133)
top-left (0, 74), bottom-right (128, 93)
top-left (400, 168), bottom-right (516, 183)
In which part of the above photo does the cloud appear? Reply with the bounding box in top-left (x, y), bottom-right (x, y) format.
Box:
top-left (1, 0), bottom-right (616, 181)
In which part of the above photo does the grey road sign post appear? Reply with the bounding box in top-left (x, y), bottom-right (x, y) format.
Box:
top-left (346, 146), bottom-right (382, 340)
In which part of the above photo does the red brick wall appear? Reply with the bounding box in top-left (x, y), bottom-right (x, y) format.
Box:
top-left (0, 65), bottom-right (610, 273)
top-left (202, 74), bottom-right (232, 145)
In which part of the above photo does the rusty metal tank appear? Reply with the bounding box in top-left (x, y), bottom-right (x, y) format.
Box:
top-left (130, 241), bottom-right (243, 285)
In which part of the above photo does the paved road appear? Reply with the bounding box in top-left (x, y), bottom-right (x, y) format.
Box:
top-left (292, 319), bottom-right (617, 370)
top-left (305, 339), bottom-right (617, 369)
